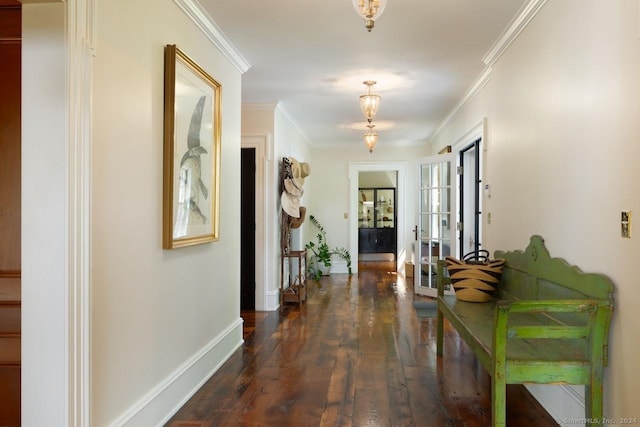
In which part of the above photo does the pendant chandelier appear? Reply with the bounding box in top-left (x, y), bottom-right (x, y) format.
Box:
top-left (359, 80), bottom-right (380, 123)
top-left (352, 0), bottom-right (388, 32)
top-left (363, 124), bottom-right (378, 153)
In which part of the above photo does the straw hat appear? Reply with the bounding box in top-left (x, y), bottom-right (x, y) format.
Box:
top-left (283, 178), bottom-right (303, 197)
top-left (289, 157), bottom-right (310, 185)
top-left (290, 206), bottom-right (306, 228)
top-left (281, 190), bottom-right (300, 218)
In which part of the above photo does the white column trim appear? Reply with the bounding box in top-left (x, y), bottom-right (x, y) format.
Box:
top-left (66, 0), bottom-right (95, 425)
top-left (22, 1), bottom-right (92, 425)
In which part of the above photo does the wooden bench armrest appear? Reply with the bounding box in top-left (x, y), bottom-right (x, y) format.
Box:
top-left (494, 298), bottom-right (613, 366)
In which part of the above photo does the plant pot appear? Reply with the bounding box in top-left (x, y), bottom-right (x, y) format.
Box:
top-left (309, 256), bottom-right (331, 279)
top-left (318, 262), bottom-right (331, 276)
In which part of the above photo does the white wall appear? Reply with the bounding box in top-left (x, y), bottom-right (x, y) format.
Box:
top-left (91, 0), bottom-right (243, 425)
top-left (307, 145), bottom-right (429, 272)
top-left (359, 171), bottom-right (397, 188)
top-left (428, 0), bottom-right (640, 422)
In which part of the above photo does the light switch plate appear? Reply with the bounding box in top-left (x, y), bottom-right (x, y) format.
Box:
top-left (621, 211), bottom-right (631, 238)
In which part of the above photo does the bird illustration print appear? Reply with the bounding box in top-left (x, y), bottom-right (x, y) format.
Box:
top-left (174, 95), bottom-right (209, 236)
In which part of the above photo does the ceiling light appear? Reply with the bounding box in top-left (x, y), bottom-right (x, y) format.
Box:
top-left (364, 124), bottom-right (378, 153)
top-left (360, 80), bottom-right (380, 123)
top-left (352, 0), bottom-right (387, 32)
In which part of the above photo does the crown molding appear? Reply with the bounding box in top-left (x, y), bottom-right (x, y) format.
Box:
top-left (275, 103), bottom-right (313, 146)
top-left (174, 0), bottom-right (250, 73)
top-left (482, 0), bottom-right (548, 67)
top-left (242, 102), bottom-right (313, 146)
top-left (428, 0), bottom-right (547, 144)
top-left (429, 67), bottom-right (493, 143)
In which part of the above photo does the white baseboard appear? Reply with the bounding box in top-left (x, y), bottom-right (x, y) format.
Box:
top-left (527, 384), bottom-right (587, 427)
top-left (330, 259), bottom-right (349, 274)
top-left (265, 289), bottom-right (280, 311)
top-left (108, 317), bottom-right (244, 427)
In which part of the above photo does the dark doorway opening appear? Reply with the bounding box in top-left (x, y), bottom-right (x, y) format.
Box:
top-left (240, 148), bottom-right (256, 310)
top-left (458, 138), bottom-right (482, 258)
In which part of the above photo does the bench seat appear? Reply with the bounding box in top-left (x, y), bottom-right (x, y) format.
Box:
top-left (440, 295), bottom-right (588, 364)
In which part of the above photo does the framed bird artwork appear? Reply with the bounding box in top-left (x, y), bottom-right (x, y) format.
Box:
top-left (162, 44), bottom-right (221, 248)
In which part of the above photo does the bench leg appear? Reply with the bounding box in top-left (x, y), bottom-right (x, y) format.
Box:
top-left (586, 382), bottom-right (604, 424)
top-left (491, 377), bottom-right (507, 427)
top-left (436, 309), bottom-right (443, 356)
top-left (492, 304), bottom-right (508, 427)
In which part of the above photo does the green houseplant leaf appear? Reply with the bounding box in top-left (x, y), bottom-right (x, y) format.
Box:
top-left (305, 215), bottom-right (352, 280)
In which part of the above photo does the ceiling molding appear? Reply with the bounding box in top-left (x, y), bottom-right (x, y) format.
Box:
top-left (241, 102), bottom-right (313, 146)
top-left (275, 103), bottom-right (313, 147)
top-left (429, 67), bottom-right (493, 144)
top-left (482, 0), bottom-right (548, 67)
top-left (173, 0), bottom-right (250, 73)
top-left (428, 0), bottom-right (547, 145)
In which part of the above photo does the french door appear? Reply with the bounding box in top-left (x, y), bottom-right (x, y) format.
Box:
top-left (415, 153), bottom-right (457, 297)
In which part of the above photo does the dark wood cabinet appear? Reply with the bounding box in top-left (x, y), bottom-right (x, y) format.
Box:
top-left (358, 188), bottom-right (396, 254)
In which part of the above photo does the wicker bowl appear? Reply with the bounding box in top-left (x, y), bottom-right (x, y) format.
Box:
top-left (445, 256), bottom-right (505, 302)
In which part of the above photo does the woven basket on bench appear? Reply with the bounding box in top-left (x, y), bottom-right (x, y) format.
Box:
top-left (445, 251), bottom-right (505, 302)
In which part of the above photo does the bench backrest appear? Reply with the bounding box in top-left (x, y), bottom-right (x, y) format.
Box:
top-left (494, 235), bottom-right (614, 302)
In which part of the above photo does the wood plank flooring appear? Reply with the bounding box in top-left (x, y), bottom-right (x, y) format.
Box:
top-left (166, 266), bottom-right (559, 427)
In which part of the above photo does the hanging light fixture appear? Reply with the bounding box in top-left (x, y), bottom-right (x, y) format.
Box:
top-left (360, 80), bottom-right (381, 123)
top-left (363, 124), bottom-right (378, 153)
top-left (352, 0), bottom-right (388, 32)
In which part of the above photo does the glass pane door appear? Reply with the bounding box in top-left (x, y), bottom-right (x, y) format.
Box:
top-left (415, 153), bottom-right (456, 297)
top-left (359, 189), bottom-right (375, 228)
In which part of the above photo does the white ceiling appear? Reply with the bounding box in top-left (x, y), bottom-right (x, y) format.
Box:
top-left (199, 0), bottom-right (528, 149)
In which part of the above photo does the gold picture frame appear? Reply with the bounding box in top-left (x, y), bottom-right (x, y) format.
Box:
top-left (163, 45), bottom-right (221, 249)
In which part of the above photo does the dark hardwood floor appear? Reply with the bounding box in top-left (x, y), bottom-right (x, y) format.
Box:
top-left (166, 265), bottom-right (558, 426)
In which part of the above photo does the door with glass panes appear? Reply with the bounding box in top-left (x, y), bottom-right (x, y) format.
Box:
top-left (415, 153), bottom-right (456, 297)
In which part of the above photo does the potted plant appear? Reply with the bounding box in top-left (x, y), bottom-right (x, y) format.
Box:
top-left (305, 215), bottom-right (352, 280)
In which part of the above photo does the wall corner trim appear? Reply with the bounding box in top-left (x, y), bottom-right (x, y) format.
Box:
top-left (174, 0), bottom-right (251, 73)
top-left (482, 0), bottom-right (548, 67)
top-left (275, 103), bottom-right (314, 147)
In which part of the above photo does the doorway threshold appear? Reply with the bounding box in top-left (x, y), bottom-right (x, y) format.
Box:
top-left (358, 253), bottom-right (395, 262)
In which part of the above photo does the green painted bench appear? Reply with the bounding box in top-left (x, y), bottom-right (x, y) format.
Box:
top-left (436, 235), bottom-right (614, 426)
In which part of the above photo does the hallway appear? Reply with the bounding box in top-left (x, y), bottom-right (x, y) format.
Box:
top-left (166, 270), bottom-right (558, 426)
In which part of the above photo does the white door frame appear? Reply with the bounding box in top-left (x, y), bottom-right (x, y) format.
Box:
top-left (452, 118), bottom-right (487, 257)
top-left (348, 161), bottom-right (407, 274)
top-left (241, 134), bottom-right (277, 310)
